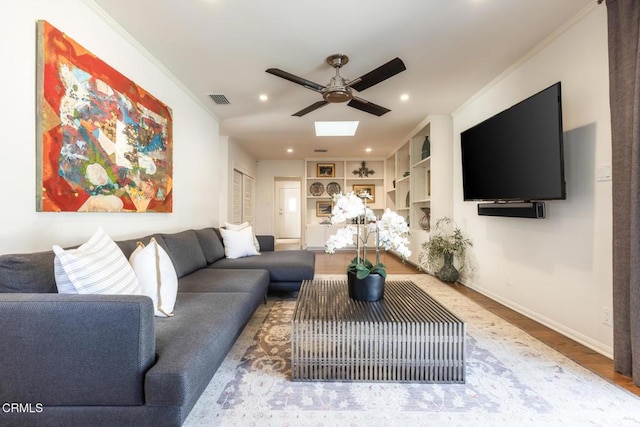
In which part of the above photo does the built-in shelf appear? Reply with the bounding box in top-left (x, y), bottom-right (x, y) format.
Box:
top-left (303, 158), bottom-right (387, 248)
top-left (386, 115), bottom-right (453, 266)
top-left (306, 176), bottom-right (346, 180)
top-left (412, 157), bottom-right (431, 168)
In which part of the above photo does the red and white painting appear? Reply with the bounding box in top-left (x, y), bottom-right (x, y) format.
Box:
top-left (36, 20), bottom-right (173, 213)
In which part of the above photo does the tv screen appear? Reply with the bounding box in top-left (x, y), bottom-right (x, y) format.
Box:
top-left (460, 82), bottom-right (566, 201)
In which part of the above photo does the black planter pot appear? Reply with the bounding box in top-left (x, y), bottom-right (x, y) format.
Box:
top-left (347, 270), bottom-right (385, 302)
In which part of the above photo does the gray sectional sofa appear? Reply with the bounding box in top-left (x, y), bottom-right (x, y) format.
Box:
top-left (0, 227), bottom-right (315, 426)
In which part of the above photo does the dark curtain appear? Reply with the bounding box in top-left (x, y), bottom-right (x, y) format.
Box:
top-left (607, 0), bottom-right (640, 385)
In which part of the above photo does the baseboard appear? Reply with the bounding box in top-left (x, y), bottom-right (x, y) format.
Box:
top-left (461, 281), bottom-right (613, 359)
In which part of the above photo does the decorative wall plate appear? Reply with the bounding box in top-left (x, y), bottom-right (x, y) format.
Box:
top-left (310, 182), bottom-right (324, 196)
top-left (326, 182), bottom-right (341, 196)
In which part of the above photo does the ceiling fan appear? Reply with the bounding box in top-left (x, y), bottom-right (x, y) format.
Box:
top-left (266, 54), bottom-right (406, 117)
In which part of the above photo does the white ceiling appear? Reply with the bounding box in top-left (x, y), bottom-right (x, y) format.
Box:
top-left (90, 0), bottom-right (595, 160)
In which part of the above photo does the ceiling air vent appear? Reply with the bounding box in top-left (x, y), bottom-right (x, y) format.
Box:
top-left (314, 149), bottom-right (328, 153)
top-left (209, 93), bottom-right (230, 105)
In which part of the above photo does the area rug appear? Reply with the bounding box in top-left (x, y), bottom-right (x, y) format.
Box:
top-left (184, 274), bottom-right (640, 426)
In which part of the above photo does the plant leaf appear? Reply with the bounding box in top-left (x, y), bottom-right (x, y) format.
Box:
top-left (355, 263), bottom-right (371, 279)
top-left (371, 265), bottom-right (387, 278)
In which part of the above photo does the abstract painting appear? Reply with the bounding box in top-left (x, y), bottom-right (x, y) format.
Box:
top-left (36, 20), bottom-right (173, 212)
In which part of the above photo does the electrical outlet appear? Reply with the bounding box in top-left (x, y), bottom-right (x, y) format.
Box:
top-left (597, 164), bottom-right (612, 182)
top-left (603, 307), bottom-right (613, 327)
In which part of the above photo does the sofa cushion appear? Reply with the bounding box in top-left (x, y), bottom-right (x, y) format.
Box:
top-left (158, 230), bottom-right (207, 278)
top-left (193, 228), bottom-right (225, 264)
top-left (0, 235), bottom-right (156, 294)
top-left (219, 226), bottom-right (260, 259)
top-left (0, 251), bottom-right (57, 293)
top-left (130, 238), bottom-right (178, 317)
top-left (210, 250), bottom-right (315, 283)
top-left (255, 235), bottom-right (275, 252)
top-left (116, 235), bottom-right (157, 259)
top-left (146, 292), bottom-right (258, 412)
top-left (53, 228), bottom-right (141, 295)
top-left (178, 268), bottom-right (268, 305)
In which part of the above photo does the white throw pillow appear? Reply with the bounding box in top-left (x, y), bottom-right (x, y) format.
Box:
top-left (224, 221), bottom-right (251, 231)
top-left (53, 228), bottom-right (141, 295)
top-left (224, 222), bottom-right (260, 252)
top-left (220, 226), bottom-right (261, 259)
top-left (129, 238), bottom-right (178, 317)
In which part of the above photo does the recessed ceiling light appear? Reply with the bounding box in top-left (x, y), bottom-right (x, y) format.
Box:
top-left (259, 94), bottom-right (268, 101)
top-left (287, 148), bottom-right (293, 153)
top-left (365, 147), bottom-right (372, 153)
top-left (400, 94), bottom-right (410, 101)
top-left (315, 121), bottom-right (359, 137)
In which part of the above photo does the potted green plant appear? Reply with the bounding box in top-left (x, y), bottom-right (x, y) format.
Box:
top-left (324, 191), bottom-right (411, 301)
top-left (421, 217), bottom-right (472, 283)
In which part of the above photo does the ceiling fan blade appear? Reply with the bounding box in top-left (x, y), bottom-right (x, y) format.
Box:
top-left (349, 57), bottom-right (406, 92)
top-left (348, 97), bottom-right (390, 116)
top-left (292, 101), bottom-right (329, 117)
top-left (266, 68), bottom-right (325, 93)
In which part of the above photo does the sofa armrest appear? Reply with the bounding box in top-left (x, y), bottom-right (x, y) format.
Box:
top-left (0, 294), bottom-right (156, 406)
top-left (256, 235), bottom-right (275, 252)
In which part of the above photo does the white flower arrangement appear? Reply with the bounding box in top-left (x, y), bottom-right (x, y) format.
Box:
top-left (325, 191), bottom-right (411, 279)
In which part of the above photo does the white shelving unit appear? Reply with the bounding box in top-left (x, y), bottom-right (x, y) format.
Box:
top-left (387, 115), bottom-right (453, 266)
top-left (303, 158), bottom-right (386, 249)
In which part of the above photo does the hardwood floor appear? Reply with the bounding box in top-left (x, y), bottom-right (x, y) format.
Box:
top-left (312, 251), bottom-right (640, 397)
top-left (312, 250), bottom-right (419, 274)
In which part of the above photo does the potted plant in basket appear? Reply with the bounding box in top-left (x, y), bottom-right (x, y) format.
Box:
top-left (324, 191), bottom-right (411, 301)
top-left (421, 217), bottom-right (472, 283)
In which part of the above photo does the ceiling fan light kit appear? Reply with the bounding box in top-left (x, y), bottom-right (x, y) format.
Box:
top-left (266, 54), bottom-right (406, 117)
top-left (323, 87), bottom-right (352, 103)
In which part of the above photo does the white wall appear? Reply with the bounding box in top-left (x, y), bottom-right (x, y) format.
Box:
top-left (1, 0), bottom-right (221, 254)
top-left (255, 160), bottom-right (305, 235)
top-left (452, 5), bottom-right (613, 356)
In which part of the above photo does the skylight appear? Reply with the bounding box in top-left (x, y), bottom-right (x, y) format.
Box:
top-left (314, 121), bottom-right (359, 137)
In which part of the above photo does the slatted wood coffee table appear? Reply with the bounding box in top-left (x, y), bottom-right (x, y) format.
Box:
top-left (291, 279), bottom-right (466, 383)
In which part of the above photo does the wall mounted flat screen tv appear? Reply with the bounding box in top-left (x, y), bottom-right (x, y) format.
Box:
top-left (461, 82), bottom-right (566, 202)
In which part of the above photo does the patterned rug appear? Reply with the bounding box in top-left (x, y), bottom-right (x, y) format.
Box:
top-left (184, 274), bottom-right (640, 426)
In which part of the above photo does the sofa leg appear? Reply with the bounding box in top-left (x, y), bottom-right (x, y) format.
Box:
top-left (263, 294), bottom-right (267, 305)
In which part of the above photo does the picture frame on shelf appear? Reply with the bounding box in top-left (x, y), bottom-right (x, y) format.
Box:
top-left (316, 200), bottom-right (333, 217)
top-left (353, 184), bottom-right (375, 203)
top-left (317, 163), bottom-right (335, 177)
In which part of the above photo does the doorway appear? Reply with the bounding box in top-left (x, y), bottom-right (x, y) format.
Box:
top-left (274, 178), bottom-right (301, 241)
